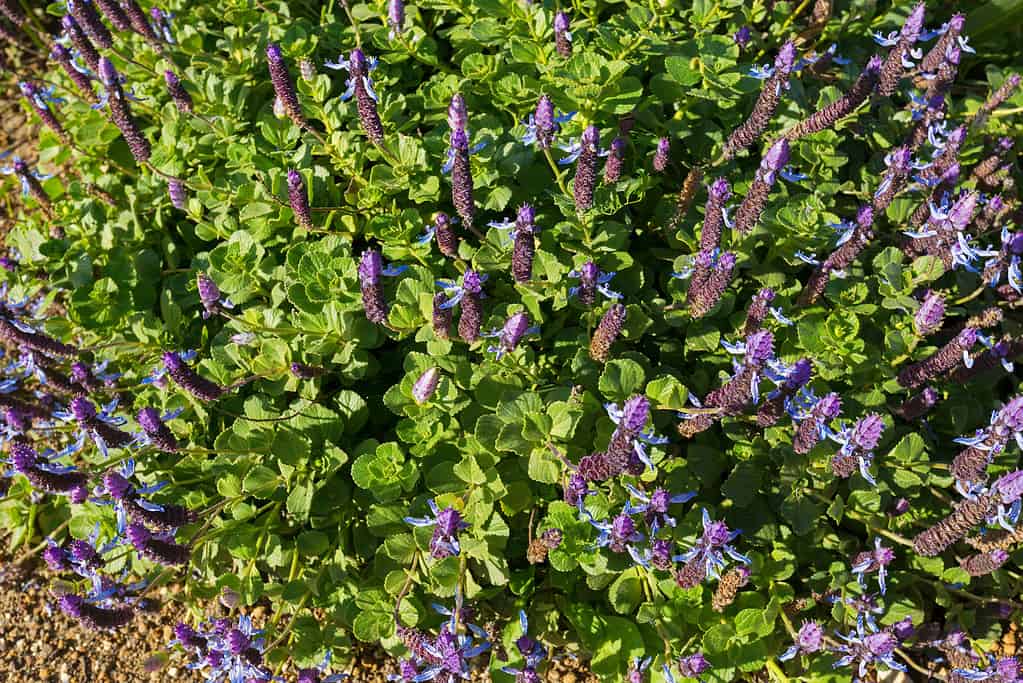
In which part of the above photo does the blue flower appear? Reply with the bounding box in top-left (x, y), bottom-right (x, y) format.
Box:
top-left (677, 509), bottom-right (750, 580)
top-left (624, 484), bottom-right (695, 533)
top-left (521, 109), bottom-right (574, 147)
top-left (142, 348), bottom-right (197, 387)
top-left (324, 52), bottom-right (379, 102)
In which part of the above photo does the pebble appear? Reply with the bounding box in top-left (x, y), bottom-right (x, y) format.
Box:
top-left (0, 557), bottom-right (599, 682)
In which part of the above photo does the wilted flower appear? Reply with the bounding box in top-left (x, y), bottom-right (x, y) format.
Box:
top-left (589, 303), bottom-right (626, 363)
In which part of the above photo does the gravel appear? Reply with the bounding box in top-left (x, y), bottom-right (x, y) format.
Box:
top-left (0, 557), bottom-right (202, 683)
top-left (0, 556), bottom-right (598, 682)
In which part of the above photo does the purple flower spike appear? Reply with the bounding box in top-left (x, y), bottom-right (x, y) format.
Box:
top-left (20, 81), bottom-right (71, 145)
top-left (412, 368), bottom-right (440, 405)
top-left (348, 49), bottom-right (385, 144)
top-left (653, 137), bottom-right (670, 172)
top-left (97, 57), bottom-right (151, 163)
top-left (164, 70), bottom-right (193, 113)
top-left (388, 0), bottom-right (405, 38)
top-left (59, 594), bottom-right (133, 630)
top-left (787, 55), bottom-right (881, 140)
top-left (449, 126), bottom-right (476, 232)
top-left (512, 204), bottom-right (537, 283)
top-left (897, 327), bottom-right (978, 389)
top-left (430, 212), bottom-right (459, 258)
top-left (976, 74), bottom-right (1022, 127)
top-left (734, 138), bottom-right (789, 234)
top-left (603, 137), bottom-right (626, 184)
top-left (876, 2), bottom-right (926, 98)
top-left (724, 41), bottom-right (796, 158)
top-left (780, 621), bottom-right (825, 660)
top-left (573, 126), bottom-right (600, 213)
top-left (267, 43), bottom-right (305, 128)
top-left (913, 494), bottom-right (993, 557)
top-left (994, 470), bottom-right (1023, 505)
top-left (167, 180), bottom-right (187, 210)
top-left (489, 312), bottom-right (532, 358)
top-left (287, 169), bottom-right (313, 231)
top-left (95, 0), bottom-right (131, 31)
top-left (851, 414), bottom-right (884, 451)
top-left (70, 0), bottom-right (113, 49)
top-left (678, 653), bottom-right (710, 679)
top-left (9, 441), bottom-right (88, 497)
top-left (734, 26), bottom-right (751, 49)
top-left (405, 500), bottom-right (468, 559)
top-left (960, 550), bottom-right (1010, 577)
top-left (687, 250), bottom-right (736, 318)
top-left (447, 93), bottom-right (467, 132)
top-left (137, 407), bottom-right (179, 452)
top-left (533, 95), bottom-right (556, 149)
top-left (122, 0), bottom-right (162, 47)
top-left (743, 287), bottom-right (776, 335)
top-left (873, 146), bottom-right (913, 214)
top-left (50, 43), bottom-right (97, 104)
top-left (196, 272), bottom-right (229, 319)
top-left (126, 522), bottom-right (189, 566)
top-left (921, 15), bottom-right (965, 75)
top-left (914, 290), bottom-right (945, 336)
top-left (359, 249), bottom-right (389, 325)
top-left (554, 11), bottom-right (572, 57)
top-left (699, 178), bottom-right (732, 251)
top-left (590, 303), bottom-right (627, 363)
top-left (62, 15), bottom-right (100, 72)
top-left (163, 352), bottom-right (226, 402)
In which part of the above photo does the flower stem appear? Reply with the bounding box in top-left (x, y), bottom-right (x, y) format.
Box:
top-left (542, 148), bottom-right (571, 197)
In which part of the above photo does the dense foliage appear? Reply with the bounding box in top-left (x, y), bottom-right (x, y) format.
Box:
top-left (2, 0), bottom-right (1023, 681)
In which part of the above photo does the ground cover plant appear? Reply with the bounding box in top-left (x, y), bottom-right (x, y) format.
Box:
top-left (2, 0), bottom-right (1023, 680)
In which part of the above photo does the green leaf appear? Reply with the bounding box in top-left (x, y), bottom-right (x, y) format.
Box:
top-left (598, 359), bottom-right (646, 402)
top-left (645, 375), bottom-right (689, 410)
top-left (242, 466), bottom-right (279, 495)
top-left (297, 530), bottom-right (330, 557)
top-left (608, 569), bottom-right (643, 614)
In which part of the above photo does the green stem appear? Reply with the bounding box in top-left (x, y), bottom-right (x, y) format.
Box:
top-left (340, 0), bottom-right (363, 47)
top-left (765, 659), bottom-right (790, 683)
top-left (542, 148), bottom-right (571, 197)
